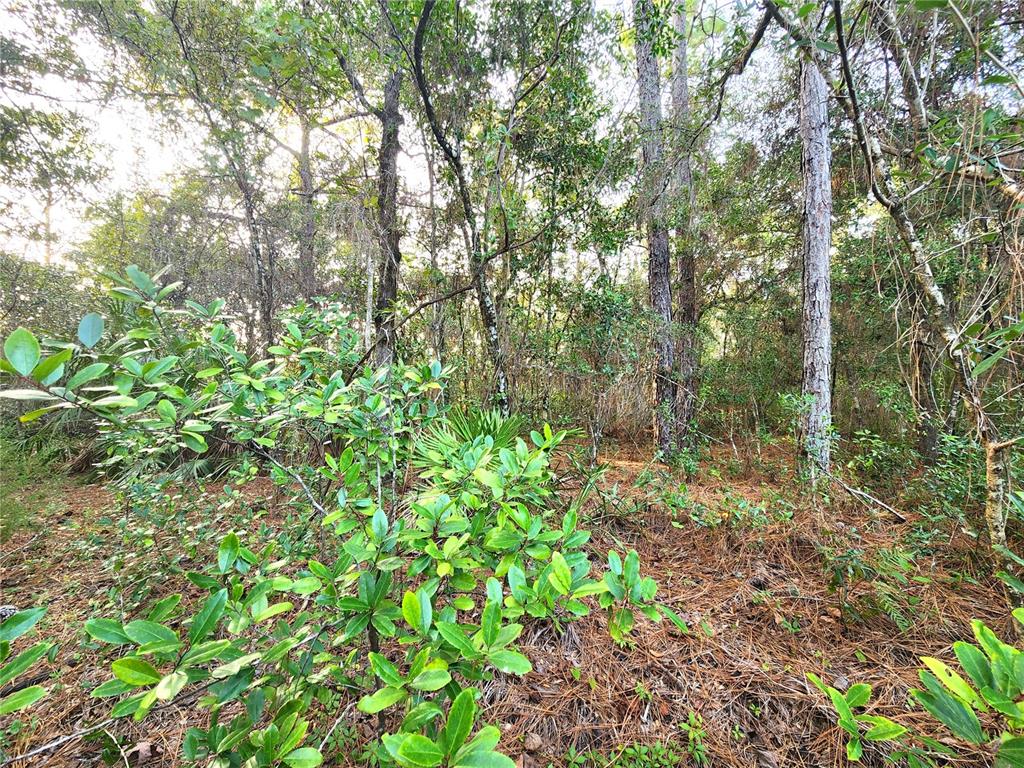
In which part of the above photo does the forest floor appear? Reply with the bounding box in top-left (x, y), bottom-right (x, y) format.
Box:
top-left (0, 439), bottom-right (1008, 768)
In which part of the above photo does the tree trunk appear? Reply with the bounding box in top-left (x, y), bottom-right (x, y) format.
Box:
top-left (297, 113), bottom-right (317, 300)
top-left (798, 60), bottom-right (833, 474)
top-left (671, 4), bottom-right (699, 449)
top-left (372, 68), bottom-right (404, 367)
top-left (240, 192), bottom-right (273, 351)
top-left (473, 259), bottom-right (509, 410)
top-left (408, 0), bottom-right (509, 411)
top-left (809, 0), bottom-right (1019, 602)
top-left (634, 0), bottom-right (676, 456)
top-left (909, 289), bottom-right (940, 461)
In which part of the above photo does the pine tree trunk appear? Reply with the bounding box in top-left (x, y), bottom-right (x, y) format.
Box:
top-left (798, 60), bottom-right (833, 474)
top-left (372, 68), bottom-right (404, 367)
top-left (634, 0), bottom-right (676, 456)
top-left (671, 4), bottom-right (699, 449)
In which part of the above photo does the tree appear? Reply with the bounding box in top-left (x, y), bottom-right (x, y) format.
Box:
top-left (798, 58), bottom-right (833, 474)
top-left (670, 2), bottom-right (700, 450)
top-left (634, 0), bottom-right (676, 456)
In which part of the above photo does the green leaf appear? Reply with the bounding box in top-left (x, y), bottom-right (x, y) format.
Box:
top-left (410, 668), bottom-right (452, 692)
top-left (125, 265), bottom-right (156, 294)
top-left (85, 618), bottom-right (131, 645)
top-left (846, 737), bottom-right (863, 762)
top-left (211, 652), bottom-right (260, 679)
top-left (845, 683), bottom-right (871, 708)
top-left (123, 620), bottom-right (179, 652)
top-left (0, 642), bottom-right (51, 687)
top-left (0, 389), bottom-right (56, 401)
top-left (112, 657), bottom-right (162, 686)
top-left (283, 748), bottom-right (323, 768)
top-left (181, 639), bottom-right (232, 667)
top-left (369, 653), bottom-right (403, 686)
top-left (358, 686), bottom-right (407, 714)
top-left (254, 602), bottom-right (293, 622)
top-left (4, 328), bottom-right (40, 376)
top-left (913, 0), bottom-right (947, 9)
top-left (0, 685), bottom-right (46, 715)
top-left (91, 678), bottom-right (135, 698)
top-left (437, 622), bottom-right (479, 658)
top-left (156, 399), bottom-right (177, 423)
top-left (189, 589), bottom-right (227, 643)
top-left (77, 313), bottom-right (104, 348)
top-left (487, 650), bottom-right (532, 675)
top-left (997, 737), bottom-right (1024, 768)
top-left (417, 588), bottom-right (433, 634)
top-left (912, 685), bottom-right (985, 744)
top-left (403, 590), bottom-right (422, 634)
top-left (154, 670), bottom-right (188, 700)
top-left (218, 533), bottom-right (239, 574)
top-left (31, 348), bottom-right (72, 384)
top-left (456, 725), bottom-right (501, 759)
top-left (0, 607), bottom-right (46, 643)
top-left (289, 577), bottom-right (322, 596)
top-left (396, 734), bottom-right (444, 768)
top-left (921, 657), bottom-right (985, 711)
top-left (549, 551), bottom-right (572, 595)
top-left (973, 346), bottom-right (1008, 377)
top-left (860, 716), bottom-right (907, 742)
top-left (182, 431), bottom-right (208, 454)
top-left (456, 752), bottom-right (516, 768)
top-left (658, 604), bottom-right (690, 635)
top-left (65, 364), bottom-right (109, 393)
top-left (443, 689), bottom-right (476, 757)
top-left (954, 642), bottom-right (994, 692)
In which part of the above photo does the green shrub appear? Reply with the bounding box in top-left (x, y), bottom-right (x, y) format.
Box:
top-left (0, 266), bottom-right (682, 766)
top-left (810, 610), bottom-right (1024, 765)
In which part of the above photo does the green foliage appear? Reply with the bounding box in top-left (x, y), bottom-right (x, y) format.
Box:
top-left (819, 537), bottom-right (925, 632)
top-left (810, 611), bottom-right (1024, 766)
top-left (0, 607), bottom-right (51, 716)
top-left (0, 435), bottom-right (59, 542)
top-left (0, 267), bottom-right (672, 766)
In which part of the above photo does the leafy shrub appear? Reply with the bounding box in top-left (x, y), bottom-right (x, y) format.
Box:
top-left (810, 610), bottom-right (1024, 766)
top-left (0, 267), bottom-right (681, 766)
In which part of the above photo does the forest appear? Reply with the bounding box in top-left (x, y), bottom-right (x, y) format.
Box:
top-left (0, 0), bottom-right (1022, 765)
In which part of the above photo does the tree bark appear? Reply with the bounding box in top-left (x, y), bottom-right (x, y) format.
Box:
top-left (297, 112), bottom-right (318, 300)
top-left (909, 287), bottom-right (940, 461)
top-left (372, 68), bottom-right (404, 366)
top-left (798, 59), bottom-right (833, 474)
top-left (671, 4), bottom-right (699, 449)
top-left (634, 0), bottom-right (676, 456)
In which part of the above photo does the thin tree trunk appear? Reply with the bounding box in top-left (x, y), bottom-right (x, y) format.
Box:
top-left (800, 0), bottom-right (1020, 601)
top-left (408, 0), bottom-right (509, 411)
top-left (671, 4), bottom-right (699, 449)
top-left (297, 113), bottom-right (317, 300)
top-left (423, 127), bottom-right (445, 364)
top-left (634, 0), bottom-right (676, 456)
top-left (43, 182), bottom-right (54, 266)
top-left (798, 59), bottom-right (833, 474)
top-left (909, 289), bottom-right (940, 461)
top-left (372, 68), bottom-right (404, 366)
